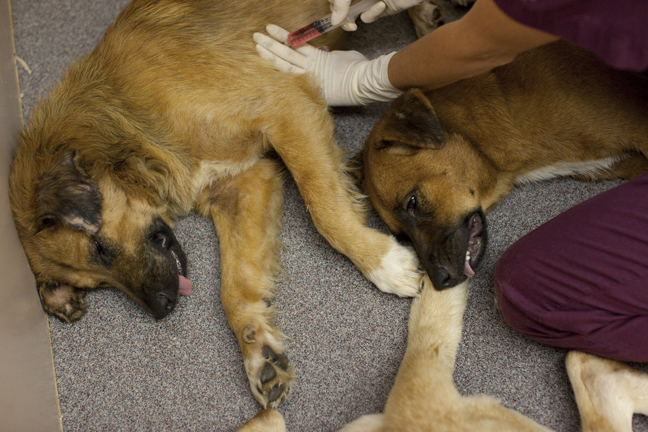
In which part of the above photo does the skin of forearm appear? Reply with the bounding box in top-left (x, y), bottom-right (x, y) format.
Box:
top-left (388, 0), bottom-right (559, 91)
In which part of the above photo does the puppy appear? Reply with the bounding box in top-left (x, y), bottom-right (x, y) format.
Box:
top-left (9, 0), bottom-right (422, 408)
top-left (357, 40), bottom-right (648, 290)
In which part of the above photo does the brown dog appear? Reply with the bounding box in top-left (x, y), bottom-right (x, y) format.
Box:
top-left (9, 0), bottom-right (423, 409)
top-left (357, 40), bottom-right (648, 290)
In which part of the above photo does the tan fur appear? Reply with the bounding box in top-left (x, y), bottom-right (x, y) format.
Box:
top-left (337, 278), bottom-right (648, 432)
top-left (358, 40), bottom-right (648, 289)
top-left (9, 0), bottom-right (423, 409)
top-left (236, 409), bottom-right (286, 432)
top-left (348, 36), bottom-right (648, 432)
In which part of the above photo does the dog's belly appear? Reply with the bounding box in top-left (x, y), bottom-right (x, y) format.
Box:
top-left (515, 155), bottom-right (622, 184)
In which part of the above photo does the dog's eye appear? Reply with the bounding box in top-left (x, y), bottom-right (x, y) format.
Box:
top-left (94, 239), bottom-right (106, 256)
top-left (407, 195), bottom-right (417, 212)
top-left (92, 237), bottom-right (117, 267)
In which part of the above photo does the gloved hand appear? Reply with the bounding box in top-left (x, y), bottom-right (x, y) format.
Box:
top-left (329, 0), bottom-right (360, 31)
top-left (253, 24), bottom-right (402, 106)
top-left (330, 0), bottom-right (426, 30)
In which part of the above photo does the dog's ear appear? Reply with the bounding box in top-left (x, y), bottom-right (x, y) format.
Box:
top-left (37, 151), bottom-right (102, 234)
top-left (375, 88), bottom-right (446, 151)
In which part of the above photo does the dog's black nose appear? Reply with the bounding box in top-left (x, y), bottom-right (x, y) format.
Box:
top-left (151, 230), bottom-right (172, 249)
top-left (431, 265), bottom-right (465, 290)
top-left (434, 267), bottom-right (452, 289)
top-left (148, 292), bottom-right (175, 319)
top-left (156, 292), bottom-right (174, 310)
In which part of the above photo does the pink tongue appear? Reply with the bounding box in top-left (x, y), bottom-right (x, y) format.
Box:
top-left (464, 260), bottom-right (475, 278)
top-left (178, 275), bottom-right (192, 296)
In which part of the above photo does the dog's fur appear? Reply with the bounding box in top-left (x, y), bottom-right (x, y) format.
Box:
top-left (242, 279), bottom-right (648, 431)
top-left (337, 278), bottom-right (648, 432)
top-left (357, 40), bottom-right (648, 289)
top-left (9, 0), bottom-right (424, 409)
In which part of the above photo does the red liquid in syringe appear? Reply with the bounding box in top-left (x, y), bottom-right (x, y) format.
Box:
top-left (288, 17), bottom-right (332, 47)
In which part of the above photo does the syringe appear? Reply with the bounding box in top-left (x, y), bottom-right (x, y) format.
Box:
top-left (287, 0), bottom-right (381, 47)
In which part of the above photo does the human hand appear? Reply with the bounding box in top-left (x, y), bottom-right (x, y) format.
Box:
top-left (329, 0), bottom-right (426, 29)
top-left (253, 24), bottom-right (402, 106)
top-left (329, 0), bottom-right (358, 31)
top-left (361, 0), bottom-right (427, 23)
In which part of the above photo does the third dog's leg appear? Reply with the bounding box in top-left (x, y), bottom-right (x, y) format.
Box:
top-left (566, 351), bottom-right (648, 432)
top-left (266, 95), bottom-right (422, 297)
top-left (204, 159), bottom-right (293, 409)
top-left (236, 409), bottom-right (286, 432)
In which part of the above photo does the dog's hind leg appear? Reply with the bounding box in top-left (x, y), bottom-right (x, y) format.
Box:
top-left (198, 158), bottom-right (293, 409)
top-left (566, 351), bottom-right (648, 432)
top-left (264, 94), bottom-right (422, 298)
top-left (367, 279), bottom-right (553, 432)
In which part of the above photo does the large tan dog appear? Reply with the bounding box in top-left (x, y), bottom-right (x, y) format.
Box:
top-left (9, 0), bottom-right (423, 409)
top-left (357, 40), bottom-right (648, 290)
top-left (240, 278), bottom-right (648, 431)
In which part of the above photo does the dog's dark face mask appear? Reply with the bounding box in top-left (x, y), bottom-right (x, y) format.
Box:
top-left (356, 89), bottom-right (489, 290)
top-left (10, 150), bottom-right (189, 322)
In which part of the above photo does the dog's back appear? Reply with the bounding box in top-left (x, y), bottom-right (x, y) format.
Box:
top-left (426, 41), bottom-right (648, 174)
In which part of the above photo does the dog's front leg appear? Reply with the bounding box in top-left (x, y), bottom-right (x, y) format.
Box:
top-left (566, 351), bottom-right (648, 432)
top-left (199, 159), bottom-right (294, 409)
top-left (265, 97), bottom-right (422, 297)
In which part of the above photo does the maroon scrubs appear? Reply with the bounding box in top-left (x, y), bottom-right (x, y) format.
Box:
top-left (491, 0), bottom-right (648, 361)
top-left (495, 173), bottom-right (648, 362)
top-left (494, 0), bottom-right (648, 71)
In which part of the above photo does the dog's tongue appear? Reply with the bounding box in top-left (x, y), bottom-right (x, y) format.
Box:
top-left (464, 260), bottom-right (475, 278)
top-left (179, 275), bottom-right (192, 296)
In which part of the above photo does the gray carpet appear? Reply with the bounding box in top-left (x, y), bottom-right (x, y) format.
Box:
top-left (12, 1), bottom-right (648, 431)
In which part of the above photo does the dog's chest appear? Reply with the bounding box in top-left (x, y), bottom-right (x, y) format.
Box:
top-left (515, 156), bottom-right (621, 184)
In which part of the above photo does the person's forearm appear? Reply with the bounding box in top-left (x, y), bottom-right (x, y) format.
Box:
top-left (388, 0), bottom-right (559, 91)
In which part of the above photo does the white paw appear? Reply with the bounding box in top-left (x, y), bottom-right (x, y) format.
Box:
top-left (367, 238), bottom-right (423, 297)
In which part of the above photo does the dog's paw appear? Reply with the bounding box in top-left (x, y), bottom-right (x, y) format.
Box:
top-left (243, 328), bottom-right (295, 409)
top-left (368, 239), bottom-right (423, 298)
top-left (38, 282), bottom-right (87, 322)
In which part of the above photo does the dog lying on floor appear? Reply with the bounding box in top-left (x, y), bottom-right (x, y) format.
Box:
top-left (242, 278), bottom-right (648, 432)
top-left (8, 0), bottom-right (423, 409)
top-left (355, 40), bottom-right (648, 290)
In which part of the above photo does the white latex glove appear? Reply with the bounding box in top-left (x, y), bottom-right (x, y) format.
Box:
top-left (329, 0), bottom-right (359, 31)
top-left (330, 0), bottom-right (426, 28)
top-left (253, 24), bottom-right (402, 106)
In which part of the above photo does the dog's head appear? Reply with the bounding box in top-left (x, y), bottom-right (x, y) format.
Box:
top-left (357, 89), bottom-right (488, 290)
top-left (10, 143), bottom-right (189, 322)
